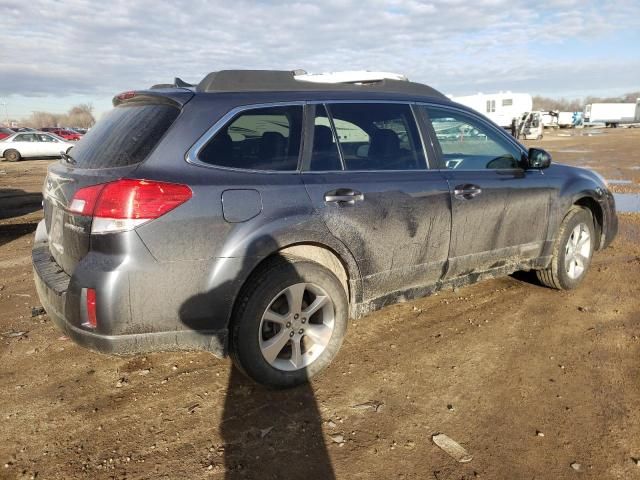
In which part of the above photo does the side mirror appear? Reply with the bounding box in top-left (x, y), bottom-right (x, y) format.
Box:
top-left (527, 148), bottom-right (551, 169)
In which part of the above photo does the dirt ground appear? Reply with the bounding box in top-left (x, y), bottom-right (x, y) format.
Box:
top-left (1, 128), bottom-right (639, 480)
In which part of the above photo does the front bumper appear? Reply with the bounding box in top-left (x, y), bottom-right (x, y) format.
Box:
top-left (600, 189), bottom-right (618, 249)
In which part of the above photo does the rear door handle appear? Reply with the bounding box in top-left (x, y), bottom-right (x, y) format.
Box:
top-left (453, 184), bottom-right (482, 200)
top-left (324, 189), bottom-right (364, 204)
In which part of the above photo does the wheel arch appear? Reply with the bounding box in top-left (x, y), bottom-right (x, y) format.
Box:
top-left (573, 195), bottom-right (603, 249)
top-left (222, 237), bottom-right (362, 340)
top-left (276, 243), bottom-right (350, 295)
top-left (235, 238), bottom-right (362, 310)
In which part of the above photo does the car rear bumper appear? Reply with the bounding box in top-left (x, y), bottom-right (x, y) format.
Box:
top-left (32, 222), bottom-right (227, 357)
top-left (33, 267), bottom-right (224, 356)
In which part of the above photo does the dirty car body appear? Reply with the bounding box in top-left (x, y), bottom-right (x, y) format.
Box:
top-left (32, 70), bottom-right (618, 387)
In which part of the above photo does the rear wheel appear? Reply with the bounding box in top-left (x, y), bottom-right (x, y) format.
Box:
top-left (536, 207), bottom-right (595, 290)
top-left (4, 149), bottom-right (21, 162)
top-left (230, 256), bottom-right (348, 388)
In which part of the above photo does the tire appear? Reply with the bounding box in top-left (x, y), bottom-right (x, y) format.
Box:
top-left (230, 255), bottom-right (348, 388)
top-left (4, 149), bottom-right (21, 162)
top-left (536, 207), bottom-right (595, 290)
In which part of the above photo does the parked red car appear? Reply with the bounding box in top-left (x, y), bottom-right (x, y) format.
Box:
top-left (41, 127), bottom-right (82, 141)
top-left (0, 127), bottom-right (14, 140)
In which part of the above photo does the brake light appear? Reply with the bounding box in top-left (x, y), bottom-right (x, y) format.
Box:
top-left (85, 288), bottom-right (97, 328)
top-left (69, 179), bottom-right (192, 234)
top-left (117, 91), bottom-right (136, 101)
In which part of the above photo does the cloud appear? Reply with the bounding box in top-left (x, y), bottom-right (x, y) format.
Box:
top-left (1, 0), bottom-right (639, 104)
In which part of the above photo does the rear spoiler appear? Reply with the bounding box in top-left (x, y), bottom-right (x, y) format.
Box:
top-left (112, 88), bottom-right (195, 108)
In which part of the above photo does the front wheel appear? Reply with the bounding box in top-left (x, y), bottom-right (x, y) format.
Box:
top-left (230, 256), bottom-right (348, 388)
top-left (4, 149), bottom-right (21, 162)
top-left (536, 207), bottom-right (595, 289)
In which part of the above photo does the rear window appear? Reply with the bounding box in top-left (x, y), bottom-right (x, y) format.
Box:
top-left (69, 104), bottom-right (179, 169)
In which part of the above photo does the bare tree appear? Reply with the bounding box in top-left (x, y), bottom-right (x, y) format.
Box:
top-left (622, 91), bottom-right (640, 103)
top-left (535, 91), bottom-right (640, 112)
top-left (25, 111), bottom-right (61, 129)
top-left (67, 103), bottom-right (95, 128)
top-left (21, 104), bottom-right (95, 129)
top-left (533, 96), bottom-right (583, 112)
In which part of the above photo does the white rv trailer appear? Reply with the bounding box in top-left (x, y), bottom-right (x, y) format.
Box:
top-left (450, 92), bottom-right (533, 129)
top-left (584, 101), bottom-right (640, 127)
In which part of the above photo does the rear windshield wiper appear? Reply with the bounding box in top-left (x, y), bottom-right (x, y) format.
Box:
top-left (60, 151), bottom-right (77, 165)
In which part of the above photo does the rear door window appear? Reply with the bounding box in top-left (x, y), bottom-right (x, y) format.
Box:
top-left (320, 103), bottom-right (426, 171)
top-left (69, 104), bottom-right (180, 169)
top-left (15, 134), bottom-right (36, 142)
top-left (199, 105), bottom-right (303, 171)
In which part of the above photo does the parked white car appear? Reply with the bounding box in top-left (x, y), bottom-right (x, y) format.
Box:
top-left (0, 132), bottom-right (75, 162)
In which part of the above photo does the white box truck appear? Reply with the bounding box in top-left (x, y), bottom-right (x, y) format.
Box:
top-left (584, 101), bottom-right (640, 127)
top-left (557, 112), bottom-right (579, 128)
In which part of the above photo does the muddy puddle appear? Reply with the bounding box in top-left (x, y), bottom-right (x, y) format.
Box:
top-left (554, 129), bottom-right (607, 138)
top-left (607, 179), bottom-right (633, 185)
top-left (614, 193), bottom-right (640, 213)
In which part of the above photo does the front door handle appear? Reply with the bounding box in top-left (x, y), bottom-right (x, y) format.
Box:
top-left (453, 184), bottom-right (482, 200)
top-left (324, 188), bottom-right (364, 204)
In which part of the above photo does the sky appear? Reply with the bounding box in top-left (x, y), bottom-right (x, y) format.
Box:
top-left (1, 0), bottom-right (639, 121)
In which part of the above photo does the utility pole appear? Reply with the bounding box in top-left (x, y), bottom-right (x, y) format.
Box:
top-left (0, 99), bottom-right (8, 126)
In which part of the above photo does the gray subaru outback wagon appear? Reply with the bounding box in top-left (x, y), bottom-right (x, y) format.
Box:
top-left (33, 70), bottom-right (617, 387)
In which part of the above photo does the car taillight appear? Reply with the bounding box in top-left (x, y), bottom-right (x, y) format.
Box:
top-left (69, 179), bottom-right (192, 234)
top-left (69, 183), bottom-right (106, 216)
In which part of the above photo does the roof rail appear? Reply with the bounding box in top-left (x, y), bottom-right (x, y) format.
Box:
top-left (294, 70), bottom-right (408, 84)
top-left (196, 70), bottom-right (445, 99)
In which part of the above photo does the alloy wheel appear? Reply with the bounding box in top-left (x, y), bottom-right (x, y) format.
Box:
top-left (564, 223), bottom-right (591, 280)
top-left (259, 282), bottom-right (335, 371)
